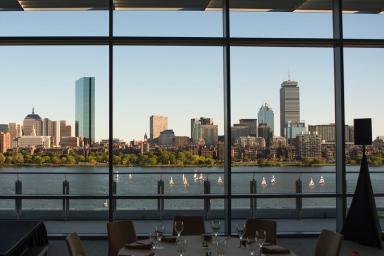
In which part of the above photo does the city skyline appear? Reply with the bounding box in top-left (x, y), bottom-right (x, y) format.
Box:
top-left (0, 14), bottom-right (383, 141)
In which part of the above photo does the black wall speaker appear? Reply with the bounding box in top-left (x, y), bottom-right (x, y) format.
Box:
top-left (354, 118), bottom-right (372, 145)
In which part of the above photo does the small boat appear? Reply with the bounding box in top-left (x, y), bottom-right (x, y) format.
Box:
top-left (103, 200), bottom-right (108, 208)
top-left (128, 173), bottom-right (133, 180)
top-left (217, 176), bottom-right (223, 185)
top-left (270, 175), bottom-right (276, 184)
top-left (261, 177), bottom-right (267, 186)
top-left (115, 171), bottom-right (120, 182)
top-left (169, 176), bottom-right (175, 186)
top-left (319, 176), bottom-right (325, 185)
top-left (199, 173), bottom-right (204, 181)
top-left (309, 178), bottom-right (315, 187)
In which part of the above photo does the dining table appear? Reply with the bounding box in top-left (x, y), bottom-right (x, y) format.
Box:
top-left (118, 235), bottom-right (297, 256)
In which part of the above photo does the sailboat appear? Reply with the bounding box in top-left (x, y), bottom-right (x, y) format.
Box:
top-left (103, 200), bottom-right (108, 208)
top-left (128, 173), bottom-right (133, 180)
top-left (270, 175), bottom-right (276, 184)
top-left (183, 175), bottom-right (189, 186)
top-left (261, 177), bottom-right (267, 187)
top-left (193, 172), bottom-right (198, 182)
top-left (217, 176), bottom-right (223, 185)
top-left (115, 171), bottom-right (120, 182)
top-left (198, 173), bottom-right (204, 181)
top-left (319, 176), bottom-right (325, 185)
top-left (309, 177), bottom-right (315, 187)
top-left (169, 176), bottom-right (175, 186)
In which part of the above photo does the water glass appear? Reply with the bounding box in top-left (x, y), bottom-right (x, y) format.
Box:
top-left (176, 238), bottom-right (187, 256)
top-left (216, 238), bottom-right (227, 256)
top-left (211, 220), bottom-right (221, 238)
top-left (256, 229), bottom-right (266, 255)
top-left (154, 224), bottom-right (165, 249)
top-left (174, 220), bottom-right (184, 237)
top-left (246, 237), bottom-right (257, 256)
top-left (236, 223), bottom-right (246, 247)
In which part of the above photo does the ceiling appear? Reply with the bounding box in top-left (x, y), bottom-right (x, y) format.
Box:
top-left (1, 0), bottom-right (383, 13)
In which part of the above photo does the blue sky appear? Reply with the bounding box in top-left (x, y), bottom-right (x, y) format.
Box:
top-left (0, 10), bottom-right (383, 140)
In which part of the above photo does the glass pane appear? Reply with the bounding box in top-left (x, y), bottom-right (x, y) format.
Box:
top-left (230, 0), bottom-right (332, 38)
top-left (231, 47), bottom-right (336, 233)
top-left (113, 46), bottom-right (224, 224)
top-left (0, 11), bottom-right (108, 36)
top-left (343, 1), bottom-right (384, 39)
top-left (114, 1), bottom-right (223, 37)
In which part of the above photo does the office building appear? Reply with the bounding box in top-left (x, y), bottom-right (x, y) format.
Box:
top-left (191, 117), bottom-right (215, 145)
top-left (60, 136), bottom-right (80, 148)
top-left (308, 124), bottom-right (354, 143)
top-left (173, 136), bottom-right (190, 148)
top-left (258, 123), bottom-right (273, 147)
top-left (239, 119), bottom-right (258, 137)
top-left (286, 121), bottom-right (306, 140)
top-left (60, 120), bottom-right (72, 138)
top-left (271, 136), bottom-right (287, 148)
top-left (17, 136), bottom-right (51, 148)
top-left (43, 118), bottom-right (60, 147)
top-left (280, 79), bottom-right (300, 137)
top-left (23, 108), bottom-right (43, 136)
top-left (0, 132), bottom-right (11, 153)
top-left (258, 103), bottom-right (274, 136)
top-left (296, 133), bottom-right (321, 159)
top-left (8, 123), bottom-right (22, 139)
top-left (0, 124), bottom-right (8, 133)
top-left (158, 129), bottom-right (175, 146)
top-left (202, 124), bottom-right (218, 146)
top-left (231, 124), bottom-right (250, 144)
top-left (75, 77), bottom-right (95, 144)
top-left (150, 115), bottom-right (168, 141)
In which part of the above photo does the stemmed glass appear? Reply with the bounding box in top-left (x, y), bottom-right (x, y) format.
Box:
top-left (174, 220), bottom-right (184, 238)
top-left (154, 224), bottom-right (165, 249)
top-left (216, 238), bottom-right (227, 256)
top-left (176, 238), bottom-right (187, 256)
top-left (256, 229), bottom-right (266, 255)
top-left (211, 220), bottom-right (221, 238)
top-left (236, 223), bottom-right (246, 248)
top-left (246, 237), bottom-right (257, 256)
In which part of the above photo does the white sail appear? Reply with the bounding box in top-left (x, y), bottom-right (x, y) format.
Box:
top-left (169, 176), bottom-right (175, 186)
top-left (319, 176), bottom-right (325, 185)
top-left (128, 173), bottom-right (133, 180)
top-left (199, 173), bottom-right (204, 181)
top-left (103, 200), bottom-right (108, 208)
top-left (217, 176), bottom-right (223, 184)
top-left (261, 177), bottom-right (267, 186)
top-left (193, 173), bottom-right (198, 182)
top-left (270, 175), bottom-right (276, 184)
top-left (309, 178), bottom-right (315, 187)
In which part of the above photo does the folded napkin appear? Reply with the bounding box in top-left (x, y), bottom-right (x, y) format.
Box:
top-left (262, 245), bottom-right (290, 254)
top-left (125, 241), bottom-right (153, 250)
top-left (162, 236), bottom-right (177, 243)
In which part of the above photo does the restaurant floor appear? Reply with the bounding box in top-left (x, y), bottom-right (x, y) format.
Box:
top-left (47, 238), bottom-right (383, 256)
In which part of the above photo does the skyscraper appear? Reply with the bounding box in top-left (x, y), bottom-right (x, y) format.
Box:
top-left (280, 79), bottom-right (300, 137)
top-left (23, 108), bottom-right (43, 136)
top-left (75, 77), bottom-right (95, 144)
top-left (8, 123), bottom-right (22, 139)
top-left (191, 117), bottom-right (217, 145)
top-left (150, 115), bottom-right (168, 141)
top-left (0, 132), bottom-right (11, 153)
top-left (258, 103), bottom-right (274, 136)
top-left (239, 119), bottom-right (258, 137)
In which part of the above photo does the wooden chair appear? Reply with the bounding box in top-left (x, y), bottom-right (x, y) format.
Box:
top-left (245, 218), bottom-right (277, 244)
top-left (172, 216), bottom-right (205, 236)
top-left (315, 229), bottom-right (343, 256)
top-left (107, 220), bottom-right (137, 256)
top-left (65, 233), bottom-right (87, 256)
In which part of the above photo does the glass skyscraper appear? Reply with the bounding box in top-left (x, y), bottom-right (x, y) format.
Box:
top-left (258, 103), bottom-right (275, 136)
top-left (75, 77), bottom-right (95, 144)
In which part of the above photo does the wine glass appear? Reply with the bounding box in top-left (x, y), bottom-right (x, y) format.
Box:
top-left (154, 224), bottom-right (165, 249)
top-left (246, 237), bottom-right (257, 256)
top-left (211, 220), bottom-right (221, 238)
top-left (176, 238), bottom-right (187, 256)
top-left (236, 223), bottom-right (246, 247)
top-left (174, 220), bottom-right (184, 237)
top-left (149, 232), bottom-right (157, 249)
top-left (256, 229), bottom-right (266, 255)
top-left (216, 238), bottom-right (227, 256)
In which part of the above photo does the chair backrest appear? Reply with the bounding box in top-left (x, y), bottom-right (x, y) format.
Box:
top-left (65, 233), bottom-right (87, 256)
top-left (245, 218), bottom-right (277, 244)
top-left (107, 220), bottom-right (137, 256)
top-left (172, 216), bottom-right (205, 236)
top-left (315, 229), bottom-right (343, 256)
